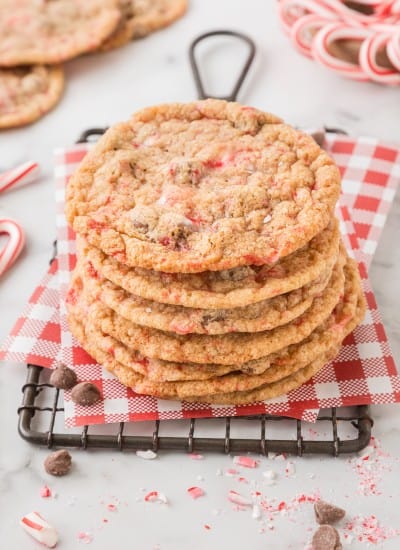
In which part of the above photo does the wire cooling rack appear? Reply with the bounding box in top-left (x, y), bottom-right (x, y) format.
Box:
top-left (18, 364), bottom-right (373, 456)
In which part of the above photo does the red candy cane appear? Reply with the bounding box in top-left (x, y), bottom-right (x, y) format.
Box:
top-left (387, 31), bottom-right (400, 70)
top-left (277, 0), bottom-right (400, 84)
top-left (0, 160), bottom-right (40, 193)
top-left (291, 14), bottom-right (331, 57)
top-left (0, 219), bottom-right (25, 277)
top-left (360, 32), bottom-right (400, 84)
top-left (312, 23), bottom-right (372, 80)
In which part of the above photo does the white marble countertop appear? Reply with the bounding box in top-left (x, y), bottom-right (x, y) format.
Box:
top-left (1, 1), bottom-right (400, 548)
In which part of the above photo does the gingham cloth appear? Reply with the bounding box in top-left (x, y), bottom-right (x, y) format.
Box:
top-left (1, 134), bottom-right (399, 428)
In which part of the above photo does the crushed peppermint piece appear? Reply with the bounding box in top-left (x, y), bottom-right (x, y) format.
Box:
top-left (189, 453), bottom-right (204, 460)
top-left (225, 468), bottom-right (239, 477)
top-left (136, 450), bottom-right (157, 460)
top-left (204, 524), bottom-right (211, 530)
top-left (77, 531), bottom-right (93, 544)
top-left (344, 514), bottom-right (400, 545)
top-left (314, 500), bottom-right (346, 525)
top-left (20, 512), bottom-right (58, 548)
top-left (187, 486), bottom-right (205, 499)
top-left (262, 470), bottom-right (277, 482)
top-left (252, 504), bottom-right (262, 520)
top-left (263, 214), bottom-right (272, 223)
top-left (233, 456), bottom-right (258, 468)
top-left (227, 490), bottom-right (252, 507)
top-left (144, 491), bottom-right (168, 504)
top-left (285, 462), bottom-right (296, 477)
top-left (107, 504), bottom-right (117, 512)
top-left (40, 485), bottom-right (52, 498)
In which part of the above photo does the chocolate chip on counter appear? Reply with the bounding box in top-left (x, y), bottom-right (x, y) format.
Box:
top-left (312, 525), bottom-right (342, 550)
top-left (314, 500), bottom-right (346, 525)
top-left (44, 449), bottom-right (72, 477)
top-left (71, 382), bottom-right (101, 406)
top-left (49, 363), bottom-right (78, 390)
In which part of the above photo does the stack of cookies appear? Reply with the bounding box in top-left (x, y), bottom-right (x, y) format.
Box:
top-left (65, 99), bottom-right (366, 405)
top-left (0, 1), bottom-right (187, 128)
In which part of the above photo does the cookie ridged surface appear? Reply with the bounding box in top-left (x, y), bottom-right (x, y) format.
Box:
top-left (77, 255), bottom-right (345, 366)
top-left (66, 257), bottom-right (365, 402)
top-left (0, 65), bottom-right (64, 129)
top-left (66, 100), bottom-right (341, 273)
top-left (80, 219), bottom-right (340, 309)
top-left (81, 257), bottom-right (333, 335)
top-left (0, 0), bottom-right (121, 66)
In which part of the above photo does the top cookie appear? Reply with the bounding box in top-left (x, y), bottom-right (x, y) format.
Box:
top-left (66, 100), bottom-right (341, 273)
top-left (0, 0), bottom-right (120, 66)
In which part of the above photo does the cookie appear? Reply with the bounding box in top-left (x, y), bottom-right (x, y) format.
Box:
top-left (66, 99), bottom-right (341, 273)
top-left (70, 253), bottom-right (346, 366)
top-left (0, 65), bottom-right (64, 129)
top-left (66, 255), bottom-right (361, 387)
top-left (68, 260), bottom-right (364, 398)
top-left (80, 218), bottom-right (340, 309)
top-left (0, 1), bottom-right (121, 66)
top-left (101, 0), bottom-right (188, 51)
top-left (67, 265), bottom-right (363, 398)
top-left (81, 256), bottom-right (333, 334)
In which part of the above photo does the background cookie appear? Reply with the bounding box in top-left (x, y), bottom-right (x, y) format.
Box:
top-left (0, 0), bottom-right (121, 66)
top-left (101, 0), bottom-right (188, 51)
top-left (0, 65), bottom-right (64, 129)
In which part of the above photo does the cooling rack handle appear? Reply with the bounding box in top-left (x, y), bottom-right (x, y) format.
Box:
top-left (189, 29), bottom-right (256, 102)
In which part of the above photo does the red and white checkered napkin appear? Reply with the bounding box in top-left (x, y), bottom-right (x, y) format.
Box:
top-left (1, 134), bottom-right (400, 428)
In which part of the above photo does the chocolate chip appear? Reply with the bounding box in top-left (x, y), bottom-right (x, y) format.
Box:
top-left (312, 525), bottom-right (342, 550)
top-left (314, 500), bottom-right (346, 525)
top-left (310, 130), bottom-right (325, 147)
top-left (71, 382), bottom-right (101, 406)
top-left (44, 449), bottom-right (72, 477)
top-left (49, 364), bottom-right (78, 390)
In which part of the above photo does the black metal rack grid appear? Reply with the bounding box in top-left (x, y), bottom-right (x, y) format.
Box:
top-left (18, 364), bottom-right (373, 456)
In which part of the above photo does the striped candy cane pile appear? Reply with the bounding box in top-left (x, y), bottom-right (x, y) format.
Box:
top-left (278, 0), bottom-right (400, 84)
top-left (0, 161), bottom-right (39, 277)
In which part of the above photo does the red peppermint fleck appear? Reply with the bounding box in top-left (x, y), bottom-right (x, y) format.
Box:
top-left (204, 524), bottom-right (211, 530)
top-left (87, 219), bottom-right (106, 232)
top-left (187, 486), bottom-right (205, 499)
top-left (66, 287), bottom-right (78, 305)
top-left (107, 504), bottom-right (117, 512)
top-left (40, 485), bottom-right (51, 498)
top-left (203, 158), bottom-right (224, 169)
top-left (233, 456), bottom-right (258, 469)
top-left (86, 261), bottom-right (99, 279)
top-left (159, 236), bottom-right (172, 247)
top-left (227, 490), bottom-right (252, 507)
